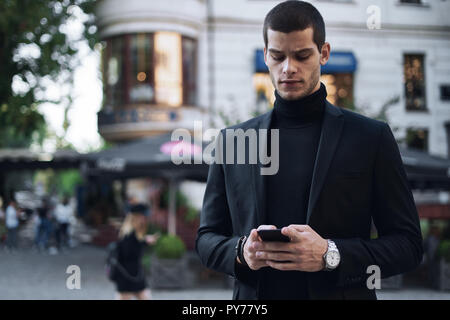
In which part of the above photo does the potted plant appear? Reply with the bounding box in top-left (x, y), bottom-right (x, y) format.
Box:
top-left (437, 240), bottom-right (450, 291)
top-left (149, 233), bottom-right (188, 288)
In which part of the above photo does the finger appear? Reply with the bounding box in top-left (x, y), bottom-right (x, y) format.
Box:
top-left (248, 229), bottom-right (259, 241)
top-left (281, 226), bottom-right (302, 242)
top-left (257, 225), bottom-right (277, 231)
top-left (265, 260), bottom-right (299, 271)
top-left (288, 224), bottom-right (309, 233)
top-left (254, 241), bottom-right (291, 252)
top-left (256, 251), bottom-right (298, 262)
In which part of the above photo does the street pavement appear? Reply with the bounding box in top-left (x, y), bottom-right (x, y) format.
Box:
top-left (1, 244), bottom-right (449, 300)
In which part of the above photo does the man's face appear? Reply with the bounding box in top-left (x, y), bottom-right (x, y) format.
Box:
top-left (264, 27), bottom-right (330, 100)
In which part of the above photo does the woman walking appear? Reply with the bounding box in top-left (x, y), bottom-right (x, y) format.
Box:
top-left (114, 204), bottom-right (157, 300)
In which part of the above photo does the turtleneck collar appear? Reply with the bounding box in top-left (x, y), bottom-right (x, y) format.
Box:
top-left (273, 82), bottom-right (327, 128)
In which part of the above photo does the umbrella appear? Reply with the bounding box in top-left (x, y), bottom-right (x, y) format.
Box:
top-left (82, 132), bottom-right (210, 235)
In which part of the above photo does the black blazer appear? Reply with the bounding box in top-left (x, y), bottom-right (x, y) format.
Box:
top-left (196, 101), bottom-right (423, 300)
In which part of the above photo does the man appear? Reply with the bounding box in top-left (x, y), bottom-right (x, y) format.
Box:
top-left (6, 198), bottom-right (20, 251)
top-left (196, 1), bottom-right (423, 300)
top-left (54, 197), bottom-right (73, 250)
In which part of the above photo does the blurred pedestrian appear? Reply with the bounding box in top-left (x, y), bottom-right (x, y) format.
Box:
top-left (424, 221), bottom-right (441, 288)
top-left (54, 196), bottom-right (73, 250)
top-left (34, 200), bottom-right (52, 252)
top-left (113, 204), bottom-right (158, 300)
top-left (0, 197), bottom-right (4, 221)
top-left (5, 198), bottom-right (21, 251)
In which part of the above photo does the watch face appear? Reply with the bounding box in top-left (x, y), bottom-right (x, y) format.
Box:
top-left (326, 251), bottom-right (340, 268)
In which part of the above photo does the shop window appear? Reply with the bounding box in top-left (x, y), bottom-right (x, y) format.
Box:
top-left (404, 54), bottom-right (427, 111)
top-left (129, 34), bottom-right (153, 104)
top-left (182, 37), bottom-right (197, 107)
top-left (407, 128), bottom-right (428, 151)
top-left (320, 73), bottom-right (354, 108)
top-left (102, 32), bottom-right (197, 109)
top-left (104, 36), bottom-right (124, 109)
top-left (253, 73), bottom-right (275, 109)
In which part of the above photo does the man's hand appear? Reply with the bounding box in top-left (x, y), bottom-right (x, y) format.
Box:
top-left (238, 225), bottom-right (277, 270)
top-left (253, 224), bottom-right (328, 272)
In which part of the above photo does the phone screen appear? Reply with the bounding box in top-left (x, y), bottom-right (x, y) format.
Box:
top-left (257, 229), bottom-right (290, 242)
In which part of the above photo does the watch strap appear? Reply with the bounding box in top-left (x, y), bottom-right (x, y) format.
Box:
top-left (236, 235), bottom-right (249, 267)
top-left (323, 239), bottom-right (339, 271)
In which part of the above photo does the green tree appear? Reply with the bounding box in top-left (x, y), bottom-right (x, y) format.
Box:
top-left (0, 0), bottom-right (97, 148)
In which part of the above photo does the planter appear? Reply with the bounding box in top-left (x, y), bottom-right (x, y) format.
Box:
top-left (381, 274), bottom-right (403, 289)
top-left (438, 258), bottom-right (450, 291)
top-left (149, 255), bottom-right (188, 289)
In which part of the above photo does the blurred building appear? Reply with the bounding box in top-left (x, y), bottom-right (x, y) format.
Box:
top-left (94, 1), bottom-right (450, 223)
top-left (96, 0), bottom-right (450, 157)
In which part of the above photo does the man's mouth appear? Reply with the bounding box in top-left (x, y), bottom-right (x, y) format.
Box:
top-left (280, 80), bottom-right (303, 85)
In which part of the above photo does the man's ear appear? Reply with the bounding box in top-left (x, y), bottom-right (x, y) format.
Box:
top-left (319, 42), bottom-right (331, 66)
top-left (264, 47), bottom-right (268, 65)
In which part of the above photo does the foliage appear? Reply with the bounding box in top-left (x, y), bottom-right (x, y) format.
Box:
top-left (154, 234), bottom-right (186, 259)
top-left (212, 102), bottom-right (271, 128)
top-left (342, 96), bottom-right (400, 123)
top-left (0, 0), bottom-right (97, 148)
top-left (159, 189), bottom-right (188, 209)
top-left (58, 169), bottom-right (83, 196)
top-left (146, 222), bottom-right (165, 235)
top-left (34, 168), bottom-right (83, 197)
top-left (184, 205), bottom-right (200, 223)
top-left (159, 188), bottom-right (200, 223)
top-left (142, 249), bottom-right (152, 271)
top-left (438, 240), bottom-right (450, 263)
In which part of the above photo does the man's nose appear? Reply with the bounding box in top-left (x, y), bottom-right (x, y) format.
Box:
top-left (282, 58), bottom-right (298, 75)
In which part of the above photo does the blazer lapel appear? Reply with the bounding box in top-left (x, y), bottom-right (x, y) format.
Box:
top-left (306, 101), bottom-right (344, 224)
top-left (252, 109), bottom-right (274, 226)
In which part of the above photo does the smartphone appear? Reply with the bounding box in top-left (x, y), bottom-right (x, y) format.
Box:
top-left (257, 229), bottom-right (290, 242)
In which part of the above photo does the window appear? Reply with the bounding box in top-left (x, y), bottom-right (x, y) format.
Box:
top-left (102, 33), bottom-right (197, 109)
top-left (399, 0), bottom-right (427, 5)
top-left (398, 0), bottom-right (430, 8)
top-left (182, 37), bottom-right (197, 107)
top-left (129, 34), bottom-right (153, 104)
top-left (154, 32), bottom-right (183, 107)
top-left (404, 54), bottom-right (427, 111)
top-left (103, 36), bottom-right (124, 110)
top-left (441, 85), bottom-right (450, 101)
top-left (320, 73), bottom-right (354, 108)
top-left (407, 128), bottom-right (428, 151)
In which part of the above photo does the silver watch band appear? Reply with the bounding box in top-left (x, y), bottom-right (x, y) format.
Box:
top-left (323, 239), bottom-right (340, 271)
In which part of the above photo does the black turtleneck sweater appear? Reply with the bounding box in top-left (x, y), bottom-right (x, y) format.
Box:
top-left (259, 83), bottom-right (327, 300)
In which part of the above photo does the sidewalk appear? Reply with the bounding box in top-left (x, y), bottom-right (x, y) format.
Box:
top-left (0, 244), bottom-right (231, 300)
top-left (1, 244), bottom-right (449, 300)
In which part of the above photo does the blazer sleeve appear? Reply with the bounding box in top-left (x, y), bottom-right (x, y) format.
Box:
top-left (332, 122), bottom-right (424, 287)
top-left (195, 129), bottom-right (243, 279)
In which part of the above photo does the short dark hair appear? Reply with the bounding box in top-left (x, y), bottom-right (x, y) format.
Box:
top-left (263, 0), bottom-right (326, 51)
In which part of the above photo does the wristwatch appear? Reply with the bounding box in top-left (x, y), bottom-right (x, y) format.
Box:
top-left (323, 239), bottom-right (340, 271)
top-left (235, 235), bottom-right (249, 267)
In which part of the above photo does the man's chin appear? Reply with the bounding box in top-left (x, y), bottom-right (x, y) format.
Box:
top-left (277, 90), bottom-right (306, 101)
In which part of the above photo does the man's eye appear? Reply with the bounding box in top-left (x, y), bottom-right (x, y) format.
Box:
top-left (271, 55), bottom-right (284, 61)
top-left (296, 55), bottom-right (310, 61)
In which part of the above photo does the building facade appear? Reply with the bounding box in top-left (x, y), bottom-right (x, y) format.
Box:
top-left (96, 0), bottom-right (450, 157)
top-left (94, 0), bottom-right (450, 218)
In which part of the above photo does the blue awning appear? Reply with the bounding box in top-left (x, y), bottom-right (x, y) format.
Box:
top-left (254, 50), bottom-right (357, 74)
top-left (254, 49), bottom-right (268, 73)
top-left (321, 52), bottom-right (357, 74)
